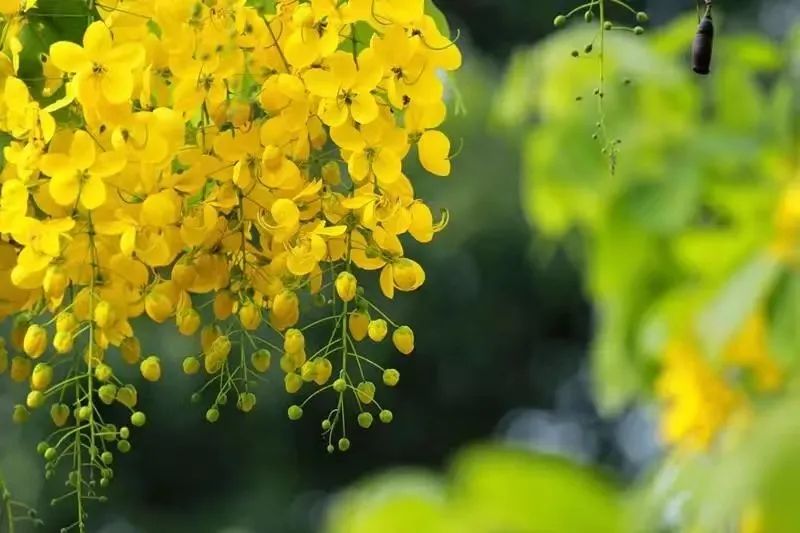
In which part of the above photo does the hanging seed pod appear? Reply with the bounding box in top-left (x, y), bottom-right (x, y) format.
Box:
top-left (692, 10), bottom-right (714, 75)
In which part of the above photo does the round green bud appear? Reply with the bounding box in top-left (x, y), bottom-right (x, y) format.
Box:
top-left (36, 441), bottom-right (48, 455)
top-left (190, 392), bottom-right (201, 404)
top-left (633, 26), bottom-right (644, 35)
top-left (26, 391), bottom-right (44, 409)
top-left (603, 21), bottom-right (613, 30)
top-left (68, 471), bottom-right (79, 486)
top-left (553, 15), bottom-right (567, 28)
top-left (382, 369), bottom-right (400, 387)
top-left (102, 468), bottom-right (113, 479)
top-left (333, 378), bottom-right (347, 393)
top-left (12, 405), bottom-right (29, 424)
top-left (100, 478), bottom-right (110, 488)
top-left (45, 470), bottom-right (53, 480)
top-left (78, 406), bottom-right (92, 421)
top-left (44, 447), bottom-right (57, 461)
top-left (636, 11), bottom-right (649, 23)
top-left (584, 10), bottom-right (593, 23)
top-left (357, 412), bottom-right (373, 429)
top-left (182, 356), bottom-right (200, 375)
top-left (312, 293), bottom-right (327, 307)
top-left (338, 438), bottom-right (351, 452)
top-left (287, 405), bottom-right (303, 421)
top-left (326, 444), bottom-right (335, 454)
top-left (101, 451), bottom-right (113, 465)
top-left (205, 408), bottom-right (220, 423)
top-left (117, 440), bottom-right (131, 453)
top-left (571, 50), bottom-right (579, 58)
top-left (379, 409), bottom-right (394, 424)
top-left (98, 384), bottom-right (117, 405)
top-left (321, 419), bottom-right (332, 431)
top-left (119, 426), bottom-right (130, 440)
top-left (130, 411), bottom-right (146, 427)
top-left (217, 393), bottom-right (228, 406)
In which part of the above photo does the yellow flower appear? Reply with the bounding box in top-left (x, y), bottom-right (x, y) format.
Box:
top-left (304, 50), bottom-right (383, 126)
top-left (52, 331), bottom-right (74, 354)
top-left (331, 116), bottom-right (409, 185)
top-left (406, 101), bottom-right (452, 176)
top-left (380, 258), bottom-right (426, 299)
top-left (30, 362), bottom-right (53, 391)
top-left (38, 130), bottom-right (126, 210)
top-left (49, 21), bottom-right (145, 105)
top-left (656, 339), bottom-right (741, 451)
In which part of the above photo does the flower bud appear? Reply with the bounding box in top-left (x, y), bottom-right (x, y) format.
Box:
top-left (171, 261), bottom-right (197, 289)
top-left (176, 308), bottom-right (201, 336)
top-left (270, 290), bottom-right (300, 330)
top-left (251, 349), bottom-right (271, 373)
top-left (23, 324), bottom-right (47, 359)
top-left (357, 412), bottom-right (373, 429)
top-left (379, 409), bottom-right (394, 424)
top-left (237, 392), bottom-right (256, 413)
top-left (368, 319), bottom-right (388, 342)
top-left (201, 324), bottom-right (222, 352)
top-left (313, 358), bottom-right (333, 386)
top-left (53, 331), bottom-right (74, 354)
top-left (140, 356), bottom-right (162, 382)
top-left (182, 356), bottom-right (200, 375)
top-left (335, 272), bottom-right (357, 302)
top-left (116, 385), bottom-right (138, 408)
top-left (30, 363), bottom-right (53, 391)
top-left (238, 301), bottom-right (262, 330)
top-left (130, 411), bottom-right (146, 427)
top-left (50, 403), bottom-right (69, 427)
top-left (284, 373), bottom-right (303, 393)
top-left (93, 300), bottom-right (117, 329)
top-left (145, 291), bottom-right (175, 323)
top-left (26, 391), bottom-right (45, 409)
top-left (98, 384), bottom-right (117, 405)
top-left (383, 368), bottom-right (400, 387)
top-left (43, 265), bottom-right (68, 300)
top-left (120, 336), bottom-right (141, 365)
top-left (95, 363), bottom-right (113, 382)
top-left (392, 326), bottom-right (415, 355)
top-left (287, 405), bottom-right (303, 420)
top-left (348, 310), bottom-right (370, 341)
top-left (213, 290), bottom-right (236, 320)
top-left (356, 381), bottom-right (375, 404)
top-left (284, 328), bottom-right (305, 354)
top-left (10, 356), bottom-right (32, 382)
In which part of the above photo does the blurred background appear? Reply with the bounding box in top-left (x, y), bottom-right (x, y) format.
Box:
top-left (2, 0), bottom-right (800, 531)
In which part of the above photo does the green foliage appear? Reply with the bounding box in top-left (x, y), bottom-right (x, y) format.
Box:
top-left (495, 16), bottom-right (797, 412)
top-left (325, 446), bottom-right (624, 533)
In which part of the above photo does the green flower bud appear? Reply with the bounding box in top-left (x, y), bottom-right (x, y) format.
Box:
top-left (333, 378), bottom-right (347, 393)
top-left (357, 412), bottom-right (373, 429)
top-left (130, 411), bottom-right (146, 427)
top-left (382, 369), bottom-right (400, 387)
top-left (379, 409), bottom-right (393, 424)
top-left (101, 451), bottom-right (113, 465)
top-left (553, 15), bottom-right (567, 28)
top-left (206, 408), bottom-right (220, 423)
top-left (287, 405), bottom-right (303, 421)
top-left (636, 11), bottom-right (649, 23)
top-left (338, 438), bottom-right (350, 452)
top-left (117, 440), bottom-right (131, 453)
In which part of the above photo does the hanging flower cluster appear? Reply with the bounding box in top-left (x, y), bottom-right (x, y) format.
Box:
top-left (0, 0), bottom-right (460, 528)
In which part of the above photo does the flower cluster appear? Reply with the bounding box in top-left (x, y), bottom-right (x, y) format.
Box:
top-left (0, 0), bottom-right (460, 528)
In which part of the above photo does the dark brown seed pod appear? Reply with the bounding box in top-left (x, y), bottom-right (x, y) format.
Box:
top-left (692, 14), bottom-right (714, 75)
